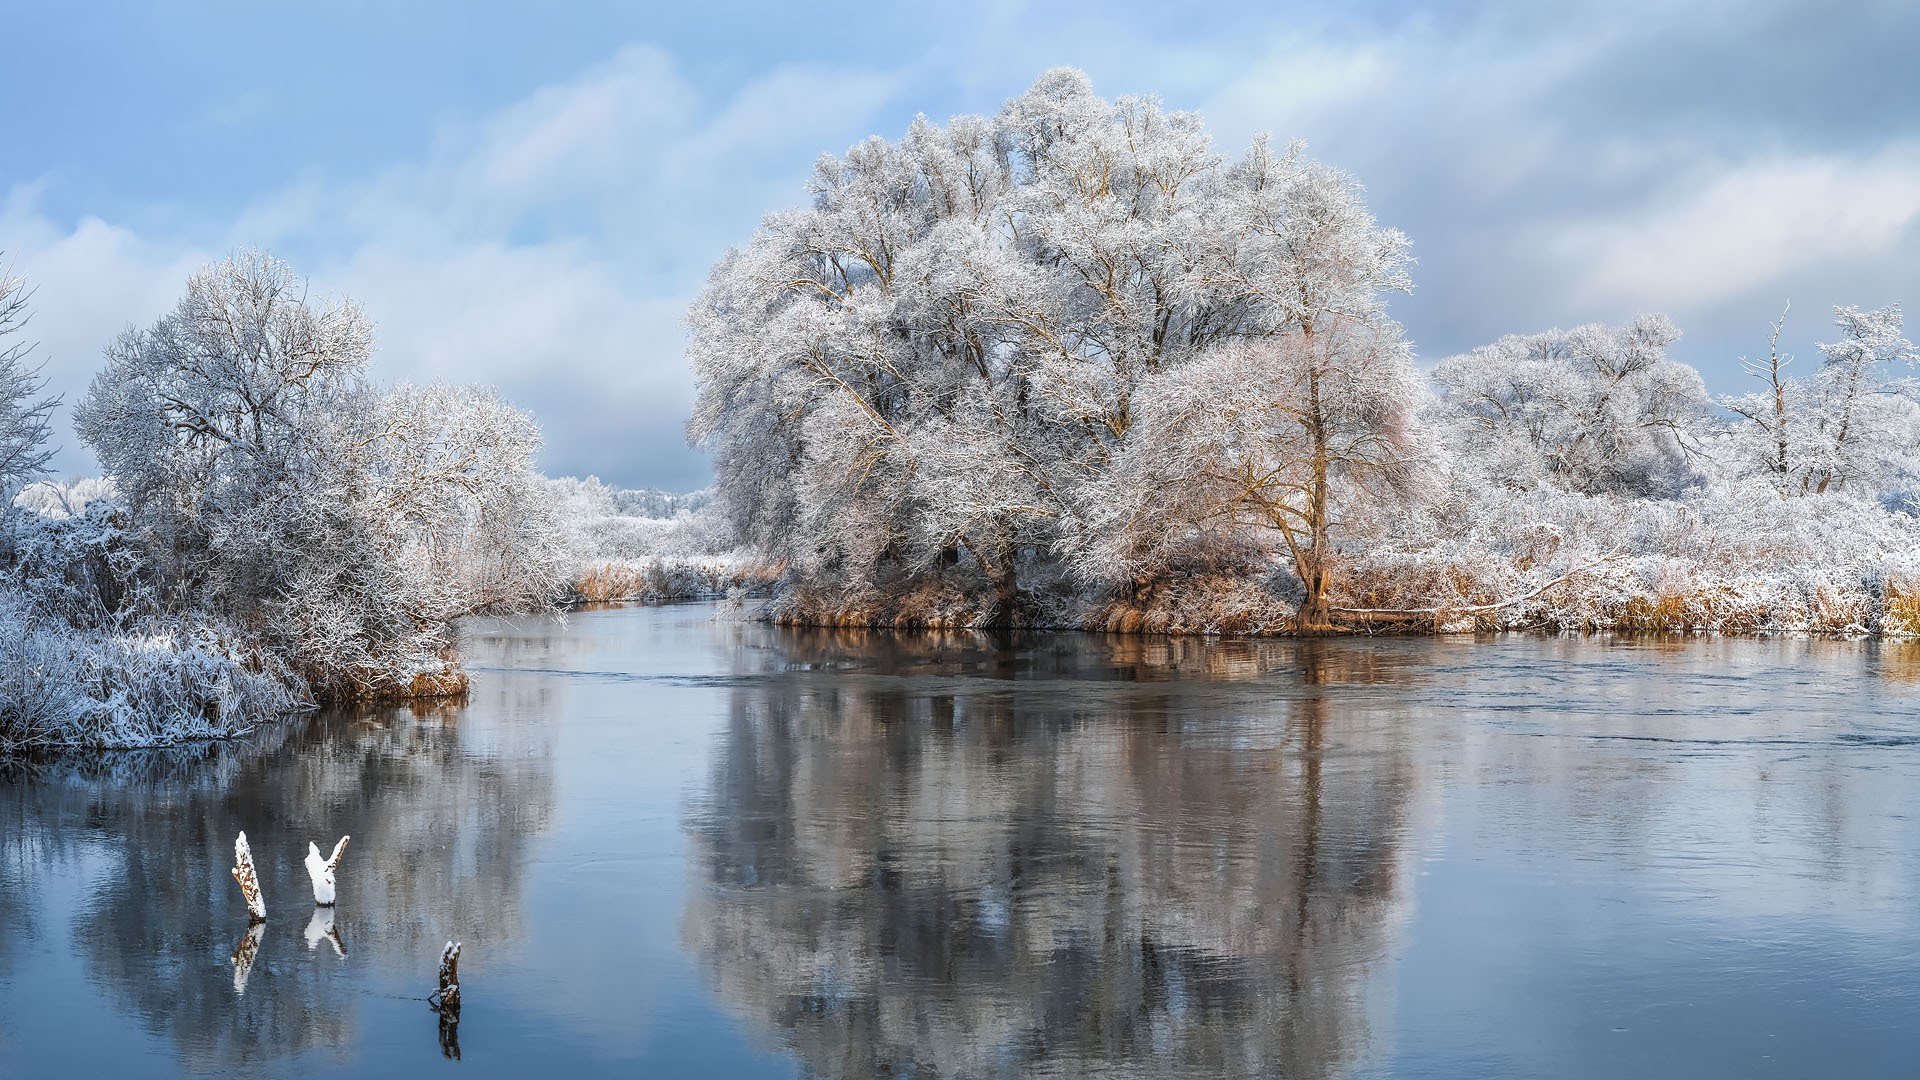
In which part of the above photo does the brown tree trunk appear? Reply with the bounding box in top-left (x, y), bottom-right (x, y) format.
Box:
top-left (963, 536), bottom-right (1023, 627)
top-left (991, 555), bottom-right (1021, 626)
top-left (1296, 359), bottom-right (1335, 635)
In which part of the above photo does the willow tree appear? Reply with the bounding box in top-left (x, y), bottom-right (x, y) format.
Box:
top-left (689, 69), bottom-right (1411, 624)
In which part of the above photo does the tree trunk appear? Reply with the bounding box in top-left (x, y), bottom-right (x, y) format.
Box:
top-left (1296, 359), bottom-right (1335, 635)
top-left (962, 536), bottom-right (1023, 627)
top-left (991, 558), bottom-right (1021, 626)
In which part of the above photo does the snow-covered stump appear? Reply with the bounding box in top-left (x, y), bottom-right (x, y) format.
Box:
top-left (305, 835), bottom-right (349, 906)
top-left (431, 941), bottom-right (462, 1013)
top-left (231, 832), bottom-right (266, 923)
top-left (431, 940), bottom-right (463, 1058)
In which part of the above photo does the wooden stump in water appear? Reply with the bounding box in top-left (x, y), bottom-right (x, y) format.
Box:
top-left (231, 832), bottom-right (266, 923)
top-left (433, 941), bottom-right (462, 1013)
top-left (305, 835), bottom-right (349, 906)
top-left (429, 939), bottom-right (463, 1056)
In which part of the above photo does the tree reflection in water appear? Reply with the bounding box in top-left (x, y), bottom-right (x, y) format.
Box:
top-left (0, 687), bottom-right (556, 1073)
top-left (685, 629), bottom-right (1419, 1079)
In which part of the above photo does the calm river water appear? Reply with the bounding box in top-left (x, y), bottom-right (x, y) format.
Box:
top-left (3, 603), bottom-right (1919, 1078)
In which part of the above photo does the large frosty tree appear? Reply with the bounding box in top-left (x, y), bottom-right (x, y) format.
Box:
top-left (689, 69), bottom-right (1413, 624)
top-left (76, 251), bottom-right (563, 696)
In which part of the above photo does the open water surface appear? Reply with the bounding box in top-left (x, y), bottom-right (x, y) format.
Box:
top-left (3, 602), bottom-right (1919, 1077)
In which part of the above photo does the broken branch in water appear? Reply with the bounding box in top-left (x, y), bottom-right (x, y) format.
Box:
top-left (305, 835), bottom-right (350, 906)
top-left (231, 832), bottom-right (266, 923)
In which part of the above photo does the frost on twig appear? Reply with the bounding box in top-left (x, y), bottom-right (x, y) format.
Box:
top-left (231, 831), bottom-right (266, 923)
top-left (305, 835), bottom-right (349, 906)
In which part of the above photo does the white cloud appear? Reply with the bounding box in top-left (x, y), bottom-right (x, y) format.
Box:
top-left (1557, 148), bottom-right (1920, 310)
top-left (3, 48), bottom-right (905, 488)
top-left (472, 44), bottom-right (694, 198)
top-left (0, 190), bottom-right (210, 477)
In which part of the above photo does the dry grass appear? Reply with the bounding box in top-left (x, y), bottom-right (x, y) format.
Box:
top-left (1881, 579), bottom-right (1920, 637)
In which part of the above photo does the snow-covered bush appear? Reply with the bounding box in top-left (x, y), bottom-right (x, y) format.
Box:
top-left (0, 583), bottom-right (298, 752)
top-left (1340, 477), bottom-right (1920, 635)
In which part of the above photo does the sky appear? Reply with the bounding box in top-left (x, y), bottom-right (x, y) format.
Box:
top-left (6, 0), bottom-right (1919, 491)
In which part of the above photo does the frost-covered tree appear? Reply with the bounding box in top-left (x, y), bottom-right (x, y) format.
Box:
top-left (689, 69), bottom-right (1411, 623)
top-left (1722, 304), bottom-right (1920, 498)
top-left (1087, 321), bottom-right (1423, 629)
top-left (1803, 305), bottom-right (1920, 496)
top-left (76, 251), bottom-right (376, 613)
top-left (75, 251), bottom-right (561, 697)
top-left (1433, 314), bottom-right (1708, 498)
top-left (1721, 305), bottom-right (1804, 493)
top-left (373, 382), bottom-right (569, 617)
top-left (0, 263), bottom-right (59, 501)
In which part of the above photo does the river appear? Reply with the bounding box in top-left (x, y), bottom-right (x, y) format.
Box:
top-left (2, 602), bottom-right (1918, 1078)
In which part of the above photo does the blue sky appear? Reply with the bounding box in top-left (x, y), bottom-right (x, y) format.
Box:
top-left (7, 0), bottom-right (1919, 490)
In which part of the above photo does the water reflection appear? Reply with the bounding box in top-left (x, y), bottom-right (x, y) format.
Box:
top-left (305, 905), bottom-right (346, 958)
top-left (685, 634), bottom-right (1418, 1079)
top-left (0, 690), bottom-right (556, 1073)
top-left (5, 609), bottom-right (1920, 1078)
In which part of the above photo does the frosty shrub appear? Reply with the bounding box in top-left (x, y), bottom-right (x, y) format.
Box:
top-left (1432, 314), bottom-right (1709, 499)
top-left (544, 475), bottom-right (779, 603)
top-left (0, 583), bottom-right (298, 752)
